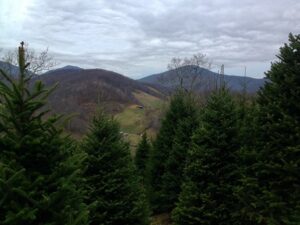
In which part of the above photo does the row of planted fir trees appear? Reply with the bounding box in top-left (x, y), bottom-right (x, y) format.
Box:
top-left (0, 43), bottom-right (149, 225)
top-left (140, 33), bottom-right (300, 225)
top-left (0, 33), bottom-right (299, 225)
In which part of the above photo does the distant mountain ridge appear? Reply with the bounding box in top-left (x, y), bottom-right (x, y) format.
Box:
top-left (0, 60), bottom-right (36, 78)
top-left (139, 66), bottom-right (266, 93)
top-left (1, 62), bottom-right (267, 136)
top-left (0, 61), bottom-right (20, 78)
top-left (1, 61), bottom-right (265, 94)
top-left (35, 66), bottom-right (166, 135)
top-left (43, 65), bottom-right (83, 74)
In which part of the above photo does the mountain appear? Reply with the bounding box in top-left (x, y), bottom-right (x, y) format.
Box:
top-left (43, 65), bottom-right (83, 74)
top-left (139, 66), bottom-right (266, 93)
top-left (36, 67), bottom-right (166, 138)
top-left (0, 60), bottom-right (37, 78)
top-left (1, 63), bottom-right (266, 142)
top-left (0, 61), bottom-right (20, 78)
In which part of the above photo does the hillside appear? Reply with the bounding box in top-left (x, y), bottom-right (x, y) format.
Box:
top-left (35, 67), bottom-right (166, 142)
top-left (0, 61), bottom-right (20, 78)
top-left (1, 62), bottom-right (265, 148)
top-left (139, 66), bottom-right (266, 93)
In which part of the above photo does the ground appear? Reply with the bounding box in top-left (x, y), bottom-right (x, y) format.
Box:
top-left (151, 214), bottom-right (172, 225)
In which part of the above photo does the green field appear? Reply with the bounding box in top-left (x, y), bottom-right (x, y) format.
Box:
top-left (115, 91), bottom-right (166, 151)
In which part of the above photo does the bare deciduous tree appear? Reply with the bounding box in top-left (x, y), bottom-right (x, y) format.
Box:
top-left (160, 53), bottom-right (213, 91)
top-left (1, 42), bottom-right (57, 75)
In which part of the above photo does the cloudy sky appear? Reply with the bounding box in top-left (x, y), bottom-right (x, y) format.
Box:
top-left (1, 0), bottom-right (299, 78)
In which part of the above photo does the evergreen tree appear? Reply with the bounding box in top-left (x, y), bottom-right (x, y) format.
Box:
top-left (172, 89), bottom-right (240, 225)
top-left (82, 112), bottom-right (149, 225)
top-left (147, 90), bottom-right (197, 213)
top-left (0, 43), bottom-right (89, 224)
top-left (160, 93), bottom-right (199, 212)
top-left (234, 101), bottom-right (260, 225)
top-left (238, 33), bottom-right (300, 225)
top-left (135, 132), bottom-right (151, 181)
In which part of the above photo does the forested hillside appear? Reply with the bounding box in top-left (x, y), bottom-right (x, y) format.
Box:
top-left (140, 65), bottom-right (266, 93)
top-left (35, 67), bottom-right (167, 138)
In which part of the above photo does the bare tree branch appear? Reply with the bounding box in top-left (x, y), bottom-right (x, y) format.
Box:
top-left (161, 53), bottom-right (213, 91)
top-left (1, 42), bottom-right (57, 75)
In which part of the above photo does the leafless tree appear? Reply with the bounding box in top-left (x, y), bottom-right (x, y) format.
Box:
top-left (1, 42), bottom-right (57, 75)
top-left (160, 53), bottom-right (213, 91)
top-left (238, 66), bottom-right (252, 104)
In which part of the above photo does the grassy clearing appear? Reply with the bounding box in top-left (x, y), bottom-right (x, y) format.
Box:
top-left (151, 214), bottom-right (172, 225)
top-left (122, 133), bottom-right (141, 155)
top-left (133, 91), bottom-right (163, 109)
top-left (115, 104), bottom-right (146, 134)
top-left (115, 91), bottom-right (165, 151)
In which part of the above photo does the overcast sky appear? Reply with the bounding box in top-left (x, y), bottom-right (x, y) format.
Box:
top-left (1, 0), bottom-right (299, 78)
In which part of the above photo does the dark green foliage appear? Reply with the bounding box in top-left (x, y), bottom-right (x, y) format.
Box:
top-left (233, 101), bottom-right (260, 225)
top-left (160, 93), bottom-right (199, 212)
top-left (172, 89), bottom-right (240, 225)
top-left (257, 33), bottom-right (300, 149)
top-left (82, 112), bottom-right (149, 225)
top-left (237, 33), bottom-right (300, 225)
top-left (147, 90), bottom-right (198, 213)
top-left (0, 44), bottom-right (89, 224)
top-left (135, 133), bottom-right (151, 181)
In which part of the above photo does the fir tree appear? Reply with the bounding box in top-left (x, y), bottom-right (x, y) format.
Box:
top-left (238, 33), bottom-right (300, 225)
top-left (82, 112), bottom-right (149, 225)
top-left (160, 93), bottom-right (199, 212)
top-left (0, 43), bottom-right (89, 224)
top-left (172, 89), bottom-right (240, 225)
top-left (147, 90), bottom-right (197, 213)
top-left (135, 132), bottom-right (151, 181)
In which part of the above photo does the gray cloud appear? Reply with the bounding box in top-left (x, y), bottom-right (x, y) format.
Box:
top-left (1, 0), bottom-right (300, 78)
